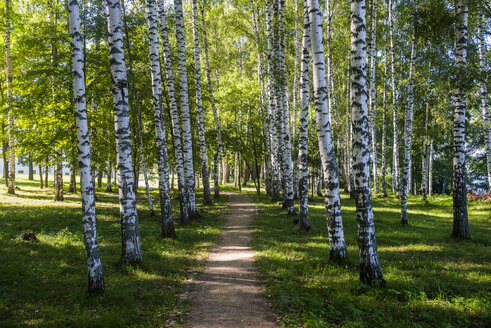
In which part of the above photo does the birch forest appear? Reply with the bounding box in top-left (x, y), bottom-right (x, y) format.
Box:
top-left (0, 0), bottom-right (490, 327)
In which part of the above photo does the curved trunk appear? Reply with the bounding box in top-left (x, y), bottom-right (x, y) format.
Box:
top-left (68, 0), bottom-right (105, 292)
top-left (478, 6), bottom-right (491, 191)
top-left (452, 0), bottom-right (470, 240)
top-left (156, 0), bottom-right (190, 224)
top-left (174, 0), bottom-right (198, 219)
top-left (200, 3), bottom-right (223, 199)
top-left (105, 0), bottom-right (142, 263)
top-left (401, 18), bottom-right (416, 225)
top-left (192, 0), bottom-right (212, 205)
top-left (145, 0), bottom-right (175, 238)
top-left (350, 0), bottom-right (384, 285)
top-left (308, 0), bottom-right (347, 263)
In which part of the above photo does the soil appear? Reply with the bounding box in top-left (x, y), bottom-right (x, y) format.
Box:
top-left (186, 192), bottom-right (277, 328)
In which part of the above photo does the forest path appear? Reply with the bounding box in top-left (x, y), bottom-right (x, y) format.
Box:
top-left (186, 192), bottom-right (277, 328)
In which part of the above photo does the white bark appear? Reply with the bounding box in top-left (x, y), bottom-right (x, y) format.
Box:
top-left (369, 0), bottom-right (378, 194)
top-left (200, 2), bottom-right (223, 199)
top-left (5, 0), bottom-right (14, 195)
top-left (156, 0), bottom-right (190, 224)
top-left (381, 46), bottom-right (388, 197)
top-left (105, 0), bottom-right (142, 263)
top-left (297, 0), bottom-right (311, 231)
top-left (388, 0), bottom-right (400, 195)
top-left (478, 6), bottom-right (491, 191)
top-left (191, 0), bottom-right (211, 204)
top-left (308, 0), bottom-right (348, 262)
top-left (146, 0), bottom-right (175, 238)
top-left (452, 0), bottom-right (470, 240)
top-left (174, 0), bottom-right (198, 219)
top-left (429, 139), bottom-right (433, 196)
top-left (351, 0), bottom-right (384, 285)
top-left (69, 0), bottom-right (105, 291)
top-left (401, 17), bottom-right (416, 225)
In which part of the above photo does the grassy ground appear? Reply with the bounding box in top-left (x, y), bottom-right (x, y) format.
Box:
top-left (238, 186), bottom-right (491, 328)
top-left (0, 175), bottom-right (228, 327)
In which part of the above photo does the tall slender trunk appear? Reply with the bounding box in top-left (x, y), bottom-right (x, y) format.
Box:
top-left (422, 102), bottom-right (429, 200)
top-left (388, 0), bottom-right (399, 195)
top-left (68, 0), bottom-right (105, 292)
top-left (106, 160), bottom-right (112, 192)
top-left (5, 0), bottom-right (15, 195)
top-left (345, 50), bottom-right (352, 195)
top-left (308, 0), bottom-right (348, 263)
top-left (174, 0), bottom-right (198, 219)
top-left (54, 161), bottom-right (64, 201)
top-left (45, 164), bottom-right (49, 188)
top-left (2, 122), bottom-right (8, 187)
top-left (428, 139), bottom-right (433, 196)
top-left (400, 15), bottom-right (416, 225)
top-left (452, 0), bottom-right (470, 240)
top-left (200, 2), bottom-right (222, 199)
top-left (69, 165), bottom-right (77, 193)
top-left (146, 0), bottom-right (175, 238)
top-left (28, 156), bottom-right (34, 180)
top-left (265, 0), bottom-right (281, 201)
top-left (351, 0), bottom-right (384, 285)
top-left (381, 46), bottom-right (388, 197)
top-left (121, 1), bottom-right (154, 216)
top-left (105, 0), bottom-right (142, 263)
top-left (369, 0), bottom-right (378, 194)
top-left (292, 0), bottom-right (300, 200)
top-left (156, 0), bottom-right (190, 224)
top-left (477, 6), bottom-right (491, 191)
top-left (39, 165), bottom-right (43, 188)
top-left (297, 0), bottom-right (311, 231)
top-left (192, 0), bottom-right (211, 205)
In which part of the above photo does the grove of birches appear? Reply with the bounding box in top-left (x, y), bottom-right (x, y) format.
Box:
top-left (0, 0), bottom-right (490, 323)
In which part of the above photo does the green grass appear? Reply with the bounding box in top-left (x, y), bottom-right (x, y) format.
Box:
top-left (241, 186), bottom-right (491, 328)
top-left (0, 175), bottom-right (228, 327)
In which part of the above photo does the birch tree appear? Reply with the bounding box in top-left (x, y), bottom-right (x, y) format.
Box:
top-left (401, 13), bottom-right (416, 225)
top-left (68, 0), bottom-right (105, 291)
top-left (452, 0), bottom-right (470, 240)
top-left (174, 0), bottom-right (198, 219)
top-left (477, 5), bottom-right (491, 191)
top-left (368, 0), bottom-right (378, 194)
top-left (381, 46), bottom-right (388, 197)
top-left (351, 0), bottom-right (384, 285)
top-left (156, 0), bottom-right (190, 224)
top-left (192, 0), bottom-right (212, 205)
top-left (5, 0), bottom-right (15, 195)
top-left (201, 1), bottom-right (223, 199)
top-left (297, 0), bottom-right (311, 231)
top-left (308, 0), bottom-right (348, 263)
top-left (145, 0), bottom-right (175, 238)
top-left (105, 0), bottom-right (142, 263)
top-left (388, 0), bottom-right (400, 195)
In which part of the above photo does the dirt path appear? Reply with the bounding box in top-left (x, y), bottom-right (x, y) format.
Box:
top-left (186, 192), bottom-right (277, 328)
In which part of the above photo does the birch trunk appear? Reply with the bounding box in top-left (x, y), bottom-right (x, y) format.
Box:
top-left (69, 165), bottom-right (77, 193)
top-left (69, 0), bottom-right (105, 291)
top-left (478, 6), bottom-right (491, 191)
top-left (39, 165), bottom-right (43, 188)
top-left (351, 0), bottom-right (384, 285)
top-left (174, 0), bottom-right (198, 219)
top-left (265, 0), bottom-right (281, 201)
top-left (452, 0), bottom-right (470, 240)
top-left (400, 18), bottom-right (416, 225)
top-left (381, 46), bottom-right (388, 197)
top-left (156, 0), bottom-right (190, 224)
top-left (5, 0), bottom-right (15, 195)
top-left (308, 0), bottom-right (348, 263)
top-left (422, 102), bottom-right (429, 199)
top-left (121, 1), bottom-right (154, 216)
top-left (191, 0), bottom-right (211, 205)
top-left (278, 0), bottom-right (295, 215)
top-left (297, 0), bottom-right (311, 231)
top-left (200, 3), bottom-right (222, 199)
top-left (54, 160), bottom-right (64, 201)
top-left (388, 0), bottom-right (400, 195)
top-left (429, 139), bottom-right (433, 196)
top-left (369, 0), bottom-right (378, 194)
top-left (106, 160), bottom-right (112, 192)
top-left (105, 0), bottom-right (142, 263)
top-left (146, 0), bottom-right (175, 238)
top-left (292, 0), bottom-right (300, 200)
